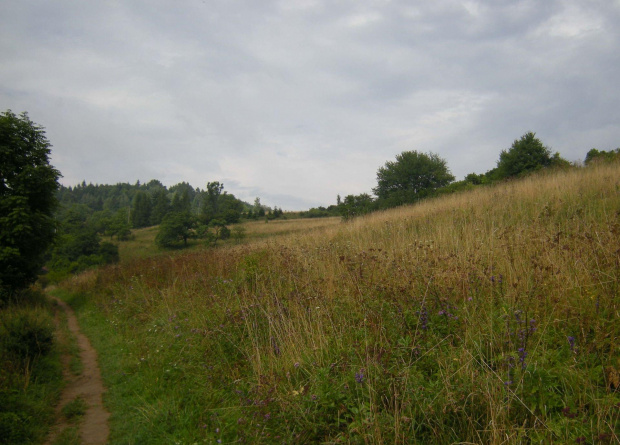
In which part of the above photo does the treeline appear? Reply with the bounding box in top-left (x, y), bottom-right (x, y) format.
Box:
top-left (315, 132), bottom-right (620, 220)
top-left (48, 180), bottom-right (286, 279)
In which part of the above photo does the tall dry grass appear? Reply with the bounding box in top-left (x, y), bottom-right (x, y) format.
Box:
top-left (59, 162), bottom-right (619, 444)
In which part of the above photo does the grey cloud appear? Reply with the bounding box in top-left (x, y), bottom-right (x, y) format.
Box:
top-left (1, 0), bottom-right (619, 209)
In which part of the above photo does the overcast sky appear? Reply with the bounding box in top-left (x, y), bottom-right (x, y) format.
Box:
top-left (2, 0), bottom-right (619, 209)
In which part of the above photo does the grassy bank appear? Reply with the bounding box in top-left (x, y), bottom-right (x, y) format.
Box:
top-left (57, 162), bottom-right (619, 443)
top-left (0, 291), bottom-right (64, 444)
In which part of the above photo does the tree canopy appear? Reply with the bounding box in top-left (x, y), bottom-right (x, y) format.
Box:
top-left (373, 151), bottom-right (454, 205)
top-left (0, 111), bottom-right (60, 296)
top-left (496, 132), bottom-right (556, 178)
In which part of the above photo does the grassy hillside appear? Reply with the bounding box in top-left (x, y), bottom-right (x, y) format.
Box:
top-left (55, 162), bottom-right (619, 444)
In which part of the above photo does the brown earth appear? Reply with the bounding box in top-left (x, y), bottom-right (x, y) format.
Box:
top-left (45, 297), bottom-right (110, 445)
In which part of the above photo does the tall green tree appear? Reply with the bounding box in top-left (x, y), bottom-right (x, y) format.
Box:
top-left (155, 212), bottom-right (194, 247)
top-left (150, 188), bottom-right (170, 225)
top-left (171, 188), bottom-right (191, 213)
top-left (131, 191), bottom-right (152, 228)
top-left (373, 151), bottom-right (454, 205)
top-left (0, 111), bottom-right (60, 296)
top-left (201, 181), bottom-right (224, 222)
top-left (496, 132), bottom-right (556, 178)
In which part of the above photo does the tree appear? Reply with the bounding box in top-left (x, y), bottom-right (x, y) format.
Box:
top-left (585, 148), bottom-right (620, 165)
top-left (340, 193), bottom-right (375, 220)
top-left (496, 132), bottom-right (555, 178)
top-left (155, 212), bottom-right (194, 247)
top-left (0, 111), bottom-right (60, 296)
top-left (150, 188), bottom-right (170, 225)
top-left (373, 151), bottom-right (454, 205)
top-left (131, 191), bottom-right (152, 228)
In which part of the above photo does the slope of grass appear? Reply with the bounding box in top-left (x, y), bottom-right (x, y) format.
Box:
top-left (0, 290), bottom-right (63, 444)
top-left (57, 163), bottom-right (620, 444)
top-left (116, 217), bottom-right (340, 263)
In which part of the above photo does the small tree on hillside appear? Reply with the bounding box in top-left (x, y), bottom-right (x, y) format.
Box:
top-left (496, 132), bottom-right (558, 178)
top-left (155, 212), bottom-right (194, 247)
top-left (374, 151), bottom-right (454, 205)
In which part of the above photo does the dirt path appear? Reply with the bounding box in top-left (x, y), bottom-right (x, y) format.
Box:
top-left (46, 298), bottom-right (110, 445)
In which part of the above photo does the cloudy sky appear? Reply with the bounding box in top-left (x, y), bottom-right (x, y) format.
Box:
top-left (2, 0), bottom-right (619, 209)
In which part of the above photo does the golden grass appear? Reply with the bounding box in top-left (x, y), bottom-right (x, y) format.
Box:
top-left (60, 162), bottom-right (620, 444)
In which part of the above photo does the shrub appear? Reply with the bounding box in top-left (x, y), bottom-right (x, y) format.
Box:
top-left (0, 307), bottom-right (54, 360)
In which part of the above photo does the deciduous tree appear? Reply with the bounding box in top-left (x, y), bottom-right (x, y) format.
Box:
top-left (0, 111), bottom-right (60, 296)
top-left (373, 151), bottom-right (454, 205)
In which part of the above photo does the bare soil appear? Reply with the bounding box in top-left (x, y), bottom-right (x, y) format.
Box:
top-left (46, 297), bottom-right (110, 445)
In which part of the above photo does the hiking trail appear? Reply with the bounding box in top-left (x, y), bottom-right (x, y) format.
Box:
top-left (46, 297), bottom-right (110, 445)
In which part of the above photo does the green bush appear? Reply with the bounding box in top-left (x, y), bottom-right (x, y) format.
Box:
top-left (1, 307), bottom-right (54, 360)
top-left (0, 302), bottom-right (61, 444)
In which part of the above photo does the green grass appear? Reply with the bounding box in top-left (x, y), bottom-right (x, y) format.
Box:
top-left (51, 426), bottom-right (80, 445)
top-left (61, 396), bottom-right (87, 421)
top-left (56, 162), bottom-right (620, 444)
top-left (0, 290), bottom-right (64, 445)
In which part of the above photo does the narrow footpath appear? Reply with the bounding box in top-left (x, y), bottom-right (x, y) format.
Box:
top-left (46, 297), bottom-right (110, 445)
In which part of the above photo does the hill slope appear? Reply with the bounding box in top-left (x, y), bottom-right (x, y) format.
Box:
top-left (56, 162), bottom-right (620, 444)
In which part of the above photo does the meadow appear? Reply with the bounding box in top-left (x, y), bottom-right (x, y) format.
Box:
top-left (54, 162), bottom-right (619, 444)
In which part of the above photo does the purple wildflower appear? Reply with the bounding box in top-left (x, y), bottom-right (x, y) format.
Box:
top-left (567, 336), bottom-right (576, 351)
top-left (518, 347), bottom-right (527, 369)
top-left (355, 370), bottom-right (364, 384)
top-left (418, 305), bottom-right (429, 330)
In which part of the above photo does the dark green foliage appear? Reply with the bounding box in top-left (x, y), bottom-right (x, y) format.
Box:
top-left (200, 182), bottom-right (244, 225)
top-left (156, 212), bottom-right (195, 247)
top-left (373, 151), bottom-right (454, 205)
top-left (0, 300), bottom-right (61, 444)
top-left (46, 206), bottom-right (120, 281)
top-left (584, 147), bottom-right (620, 165)
top-left (496, 132), bottom-right (559, 178)
top-left (150, 189), bottom-right (170, 225)
top-left (105, 209), bottom-right (132, 241)
top-left (171, 185), bottom-right (192, 214)
top-left (1, 307), bottom-right (54, 360)
top-left (340, 194), bottom-right (375, 220)
top-left (131, 191), bottom-right (152, 228)
top-left (0, 111), bottom-right (60, 297)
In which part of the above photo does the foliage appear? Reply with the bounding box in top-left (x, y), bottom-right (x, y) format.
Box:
top-left (0, 294), bottom-right (62, 444)
top-left (201, 182), bottom-right (244, 225)
top-left (131, 191), bottom-right (152, 228)
top-left (584, 147), bottom-right (620, 165)
top-left (150, 188), bottom-right (170, 225)
top-left (339, 193), bottom-right (375, 220)
top-left (496, 132), bottom-right (567, 178)
top-left (155, 212), bottom-right (195, 247)
top-left (373, 150), bottom-right (454, 205)
top-left (0, 110), bottom-right (60, 297)
top-left (46, 206), bottom-right (120, 282)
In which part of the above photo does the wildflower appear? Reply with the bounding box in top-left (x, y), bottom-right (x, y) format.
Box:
top-left (518, 347), bottom-right (527, 369)
top-left (529, 319), bottom-right (536, 333)
top-left (504, 380), bottom-right (512, 386)
top-left (355, 370), bottom-right (364, 384)
top-left (418, 304), bottom-right (429, 330)
top-left (567, 336), bottom-right (576, 351)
